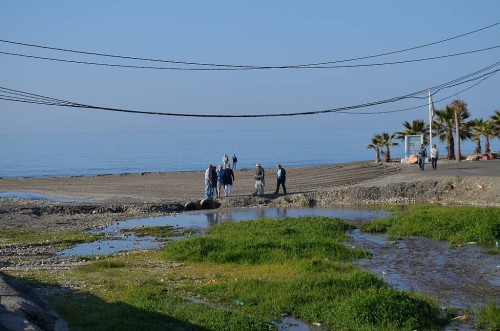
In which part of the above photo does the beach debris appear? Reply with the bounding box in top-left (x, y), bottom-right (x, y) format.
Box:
top-left (312, 322), bottom-right (322, 326)
top-left (234, 299), bottom-right (244, 306)
top-left (452, 314), bottom-right (469, 322)
top-left (466, 242), bottom-right (477, 245)
top-left (466, 155), bottom-right (479, 161)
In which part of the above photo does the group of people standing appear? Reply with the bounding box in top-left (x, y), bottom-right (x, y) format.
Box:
top-left (204, 156), bottom-right (288, 199)
top-left (204, 154), bottom-right (236, 199)
top-left (418, 143), bottom-right (439, 171)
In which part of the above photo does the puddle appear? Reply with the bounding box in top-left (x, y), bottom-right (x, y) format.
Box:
top-left (274, 317), bottom-right (324, 331)
top-left (349, 229), bottom-right (500, 309)
top-left (0, 191), bottom-right (94, 203)
top-left (58, 207), bottom-right (387, 256)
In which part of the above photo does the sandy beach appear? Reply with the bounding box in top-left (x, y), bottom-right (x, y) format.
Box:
top-left (1, 159), bottom-right (499, 204)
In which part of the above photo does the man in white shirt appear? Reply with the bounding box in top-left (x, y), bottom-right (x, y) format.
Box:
top-left (204, 164), bottom-right (213, 199)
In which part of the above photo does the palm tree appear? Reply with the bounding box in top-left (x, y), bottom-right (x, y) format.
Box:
top-left (379, 132), bottom-right (398, 162)
top-left (367, 134), bottom-right (383, 162)
top-left (482, 121), bottom-right (496, 153)
top-left (468, 118), bottom-right (484, 154)
top-left (433, 106), bottom-right (455, 159)
top-left (451, 100), bottom-right (468, 161)
top-left (490, 110), bottom-right (500, 136)
top-left (395, 119), bottom-right (429, 144)
top-left (434, 105), bottom-right (471, 160)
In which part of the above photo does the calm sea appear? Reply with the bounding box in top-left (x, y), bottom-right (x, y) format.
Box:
top-left (0, 129), bottom-right (479, 178)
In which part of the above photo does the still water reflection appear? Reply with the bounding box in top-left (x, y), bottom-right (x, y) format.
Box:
top-left (58, 207), bottom-right (386, 256)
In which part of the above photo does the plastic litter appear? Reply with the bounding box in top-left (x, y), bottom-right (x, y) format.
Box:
top-left (452, 314), bottom-right (468, 322)
top-left (235, 299), bottom-right (244, 306)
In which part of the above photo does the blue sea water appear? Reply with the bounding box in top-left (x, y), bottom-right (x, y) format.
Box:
top-left (0, 129), bottom-right (481, 178)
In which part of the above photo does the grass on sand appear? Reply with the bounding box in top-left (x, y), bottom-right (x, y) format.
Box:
top-left (11, 216), bottom-right (448, 330)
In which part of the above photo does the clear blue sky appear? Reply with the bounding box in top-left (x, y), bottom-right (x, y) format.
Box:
top-left (1, 1), bottom-right (499, 134)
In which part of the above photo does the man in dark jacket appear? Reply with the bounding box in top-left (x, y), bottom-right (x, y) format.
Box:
top-left (210, 165), bottom-right (218, 198)
top-left (223, 164), bottom-right (235, 197)
top-left (274, 163), bottom-right (286, 194)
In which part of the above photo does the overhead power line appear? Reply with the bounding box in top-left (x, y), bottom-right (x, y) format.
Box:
top-left (0, 20), bottom-right (499, 69)
top-left (336, 69), bottom-right (499, 114)
top-left (1, 61), bottom-right (499, 117)
top-left (1, 44), bottom-right (499, 71)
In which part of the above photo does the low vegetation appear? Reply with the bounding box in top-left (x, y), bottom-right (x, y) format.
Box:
top-left (11, 216), bottom-right (448, 330)
top-left (362, 205), bottom-right (500, 247)
top-left (476, 300), bottom-right (500, 331)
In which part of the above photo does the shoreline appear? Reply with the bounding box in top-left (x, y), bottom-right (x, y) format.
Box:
top-left (0, 160), bottom-right (378, 180)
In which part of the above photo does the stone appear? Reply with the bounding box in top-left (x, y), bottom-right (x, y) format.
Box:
top-left (200, 198), bottom-right (216, 210)
top-left (184, 200), bottom-right (201, 211)
top-left (407, 155), bottom-right (418, 164)
top-left (0, 272), bottom-right (68, 331)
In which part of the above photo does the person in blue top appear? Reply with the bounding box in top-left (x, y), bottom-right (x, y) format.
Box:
top-left (216, 164), bottom-right (225, 198)
top-left (210, 165), bottom-right (218, 198)
top-left (418, 144), bottom-right (427, 171)
top-left (274, 163), bottom-right (287, 194)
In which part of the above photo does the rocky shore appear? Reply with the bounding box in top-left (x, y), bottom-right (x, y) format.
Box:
top-left (1, 159), bottom-right (499, 330)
